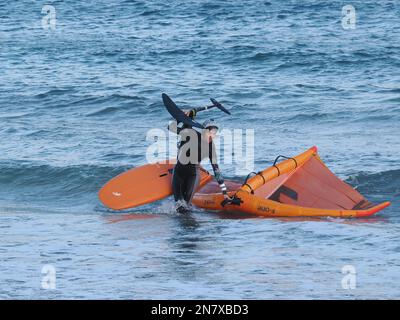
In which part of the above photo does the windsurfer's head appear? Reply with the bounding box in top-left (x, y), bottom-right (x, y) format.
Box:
top-left (202, 119), bottom-right (219, 140)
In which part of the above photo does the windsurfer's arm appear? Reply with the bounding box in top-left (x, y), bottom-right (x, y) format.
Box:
top-left (211, 162), bottom-right (228, 196)
top-left (209, 142), bottom-right (228, 196)
top-left (168, 108), bottom-right (197, 133)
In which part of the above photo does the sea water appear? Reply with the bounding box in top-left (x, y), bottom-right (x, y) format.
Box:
top-left (0, 0), bottom-right (399, 299)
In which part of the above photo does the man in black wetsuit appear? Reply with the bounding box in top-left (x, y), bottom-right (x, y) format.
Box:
top-left (168, 112), bottom-right (230, 213)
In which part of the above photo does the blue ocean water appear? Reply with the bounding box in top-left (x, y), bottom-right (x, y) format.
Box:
top-left (0, 0), bottom-right (399, 299)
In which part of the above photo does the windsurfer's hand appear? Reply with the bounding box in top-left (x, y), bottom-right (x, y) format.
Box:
top-left (183, 109), bottom-right (195, 118)
top-left (223, 194), bottom-right (232, 201)
top-left (221, 194), bottom-right (233, 207)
